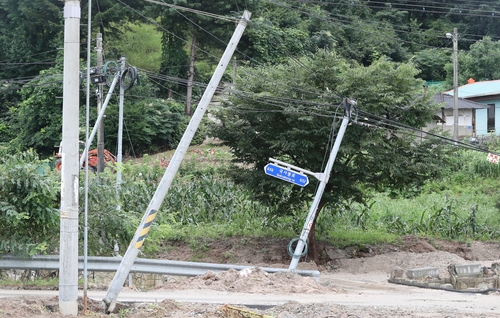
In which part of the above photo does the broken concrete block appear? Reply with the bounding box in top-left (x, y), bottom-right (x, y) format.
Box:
top-left (453, 264), bottom-right (482, 277)
top-left (406, 267), bottom-right (439, 279)
top-left (391, 267), bottom-right (404, 279)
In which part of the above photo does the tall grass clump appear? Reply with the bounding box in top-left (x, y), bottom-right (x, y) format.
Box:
top-left (82, 159), bottom-right (176, 256)
top-left (452, 149), bottom-right (500, 179)
top-left (82, 157), bottom-right (295, 256)
top-left (311, 147), bottom-right (500, 245)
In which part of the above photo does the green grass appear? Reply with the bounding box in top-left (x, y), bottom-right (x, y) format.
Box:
top-left (7, 144), bottom-right (500, 259)
top-left (139, 147), bottom-right (500, 252)
top-left (322, 227), bottom-right (401, 249)
top-left (0, 277), bottom-right (59, 288)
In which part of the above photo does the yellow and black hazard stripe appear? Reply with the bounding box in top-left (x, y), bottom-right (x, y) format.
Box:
top-left (134, 209), bottom-right (158, 249)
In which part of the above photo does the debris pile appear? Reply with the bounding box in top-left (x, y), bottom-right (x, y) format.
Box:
top-left (390, 263), bottom-right (500, 292)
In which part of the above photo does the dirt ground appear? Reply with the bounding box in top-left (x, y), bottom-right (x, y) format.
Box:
top-left (1, 235), bottom-right (500, 317)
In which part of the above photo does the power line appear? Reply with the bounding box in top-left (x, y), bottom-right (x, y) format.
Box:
top-left (294, 0), bottom-right (500, 19)
top-left (115, 0), bottom-right (221, 62)
top-left (144, 0), bottom-right (238, 22)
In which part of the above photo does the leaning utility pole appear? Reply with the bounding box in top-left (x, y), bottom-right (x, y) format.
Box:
top-left (59, 0), bottom-right (80, 315)
top-left (289, 98), bottom-right (354, 271)
top-left (102, 10), bottom-right (251, 312)
top-left (96, 33), bottom-right (105, 172)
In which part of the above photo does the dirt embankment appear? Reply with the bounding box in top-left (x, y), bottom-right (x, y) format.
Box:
top-left (2, 235), bottom-right (500, 317)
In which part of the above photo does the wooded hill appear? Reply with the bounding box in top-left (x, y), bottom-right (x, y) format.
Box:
top-left (2, 0), bottom-right (500, 157)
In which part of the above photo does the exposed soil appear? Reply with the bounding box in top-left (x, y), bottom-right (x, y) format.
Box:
top-left (2, 235), bottom-right (500, 317)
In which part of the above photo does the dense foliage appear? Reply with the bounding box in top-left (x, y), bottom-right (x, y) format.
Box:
top-left (0, 148), bottom-right (60, 255)
top-left (209, 49), bottom-right (457, 259)
top-left (3, 0), bottom-right (500, 153)
top-left (2, 0), bottom-right (500, 259)
top-left (2, 145), bottom-right (500, 259)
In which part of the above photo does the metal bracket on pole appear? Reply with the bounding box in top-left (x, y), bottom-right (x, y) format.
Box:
top-left (102, 10), bottom-right (251, 312)
top-left (288, 98), bottom-right (355, 271)
top-left (79, 73), bottom-right (120, 168)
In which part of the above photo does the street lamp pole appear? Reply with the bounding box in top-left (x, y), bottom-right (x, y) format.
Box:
top-left (447, 28), bottom-right (459, 141)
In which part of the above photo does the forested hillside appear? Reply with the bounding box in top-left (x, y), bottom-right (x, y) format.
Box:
top-left (3, 0), bottom-right (500, 156)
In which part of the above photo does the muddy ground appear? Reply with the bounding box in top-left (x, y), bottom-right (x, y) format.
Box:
top-left (1, 235), bottom-right (500, 317)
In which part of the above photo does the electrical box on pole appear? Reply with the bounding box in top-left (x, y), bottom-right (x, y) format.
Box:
top-left (102, 10), bottom-right (252, 312)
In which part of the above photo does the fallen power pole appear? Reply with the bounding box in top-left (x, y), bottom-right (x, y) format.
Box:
top-left (102, 10), bottom-right (252, 312)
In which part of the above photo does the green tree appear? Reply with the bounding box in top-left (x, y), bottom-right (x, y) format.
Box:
top-left (102, 97), bottom-right (187, 156)
top-left (156, 0), bottom-right (263, 114)
top-left (0, 148), bottom-right (60, 256)
top-left (8, 59), bottom-right (67, 157)
top-left (210, 50), bottom-right (451, 261)
top-left (0, 0), bottom-right (63, 80)
top-left (445, 37), bottom-right (500, 88)
top-left (412, 48), bottom-right (450, 81)
top-left (158, 19), bottom-right (190, 98)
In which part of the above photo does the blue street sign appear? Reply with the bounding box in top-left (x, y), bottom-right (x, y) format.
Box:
top-left (264, 163), bottom-right (309, 187)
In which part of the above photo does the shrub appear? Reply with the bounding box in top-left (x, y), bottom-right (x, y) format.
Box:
top-left (0, 150), bottom-right (60, 255)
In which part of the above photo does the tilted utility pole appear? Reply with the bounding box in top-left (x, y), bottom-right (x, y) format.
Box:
top-left (59, 0), bottom-right (80, 315)
top-left (102, 10), bottom-right (251, 312)
top-left (289, 99), bottom-right (354, 271)
top-left (96, 33), bottom-right (105, 172)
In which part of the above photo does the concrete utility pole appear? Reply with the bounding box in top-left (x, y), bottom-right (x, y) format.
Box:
top-left (185, 35), bottom-right (197, 116)
top-left (233, 57), bottom-right (237, 88)
top-left (96, 33), bottom-right (105, 173)
top-left (59, 0), bottom-right (80, 315)
top-left (102, 10), bottom-right (251, 312)
top-left (447, 28), bottom-right (459, 141)
top-left (116, 56), bottom-right (126, 188)
top-left (289, 99), bottom-right (354, 271)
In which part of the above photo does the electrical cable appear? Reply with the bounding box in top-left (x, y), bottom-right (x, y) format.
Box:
top-left (294, 0), bottom-right (500, 19)
top-left (268, 0), bottom-right (454, 52)
top-left (144, 0), bottom-right (238, 22)
top-left (287, 238), bottom-right (308, 257)
top-left (362, 0), bottom-right (500, 16)
top-left (115, 0), bottom-right (221, 63)
top-left (355, 109), bottom-right (500, 155)
top-left (123, 119), bottom-right (137, 159)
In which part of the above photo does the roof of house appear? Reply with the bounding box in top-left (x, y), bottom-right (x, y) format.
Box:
top-left (432, 93), bottom-right (488, 109)
top-left (444, 79), bottom-right (500, 98)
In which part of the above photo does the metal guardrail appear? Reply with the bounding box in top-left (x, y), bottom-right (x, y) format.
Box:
top-left (0, 255), bottom-right (320, 280)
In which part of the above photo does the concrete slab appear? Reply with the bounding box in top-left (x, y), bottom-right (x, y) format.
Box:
top-left (406, 267), bottom-right (439, 279)
top-left (453, 264), bottom-right (482, 277)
